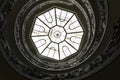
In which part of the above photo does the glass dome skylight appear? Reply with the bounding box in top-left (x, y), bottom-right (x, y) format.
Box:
top-left (31, 7), bottom-right (84, 60)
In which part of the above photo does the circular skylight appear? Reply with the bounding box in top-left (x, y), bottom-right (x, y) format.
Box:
top-left (31, 8), bottom-right (84, 60)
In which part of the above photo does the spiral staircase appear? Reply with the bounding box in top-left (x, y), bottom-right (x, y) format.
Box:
top-left (0, 0), bottom-right (120, 80)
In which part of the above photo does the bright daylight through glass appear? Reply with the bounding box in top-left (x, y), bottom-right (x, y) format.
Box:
top-left (31, 8), bottom-right (83, 60)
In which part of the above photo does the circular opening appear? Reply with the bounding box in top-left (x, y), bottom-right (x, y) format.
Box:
top-left (15, 0), bottom-right (96, 71)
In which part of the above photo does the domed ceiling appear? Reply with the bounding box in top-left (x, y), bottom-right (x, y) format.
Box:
top-left (0, 0), bottom-right (120, 80)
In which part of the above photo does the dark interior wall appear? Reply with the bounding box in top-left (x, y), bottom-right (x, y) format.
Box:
top-left (0, 0), bottom-right (120, 80)
top-left (0, 50), bottom-right (120, 80)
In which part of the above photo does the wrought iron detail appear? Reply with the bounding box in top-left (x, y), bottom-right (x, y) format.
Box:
top-left (31, 8), bottom-right (83, 60)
